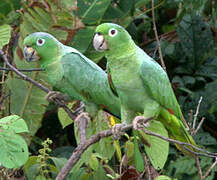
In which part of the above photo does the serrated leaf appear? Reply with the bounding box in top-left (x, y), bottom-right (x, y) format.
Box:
top-left (0, 130), bottom-right (28, 168)
top-left (0, 24), bottom-right (11, 48)
top-left (0, 115), bottom-right (29, 133)
top-left (140, 120), bottom-right (169, 170)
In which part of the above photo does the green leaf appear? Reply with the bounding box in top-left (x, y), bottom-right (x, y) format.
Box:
top-left (6, 62), bottom-right (49, 138)
top-left (125, 140), bottom-right (134, 159)
top-left (0, 130), bottom-right (28, 168)
top-left (58, 103), bottom-right (74, 128)
top-left (156, 175), bottom-right (172, 180)
top-left (194, 131), bottom-right (217, 145)
top-left (0, 24), bottom-right (11, 48)
top-left (78, 0), bottom-right (111, 24)
top-left (92, 111), bottom-right (115, 159)
top-left (71, 27), bottom-right (95, 53)
top-left (0, 115), bottom-right (29, 133)
top-left (36, 175), bottom-right (47, 180)
top-left (166, 156), bottom-right (197, 177)
top-left (24, 156), bottom-right (38, 174)
top-left (26, 163), bottom-right (40, 180)
top-left (177, 14), bottom-right (213, 71)
top-left (50, 157), bottom-right (67, 171)
top-left (89, 153), bottom-right (99, 171)
top-left (140, 120), bottom-right (169, 170)
top-left (113, 140), bottom-right (122, 162)
top-left (92, 164), bottom-right (109, 180)
top-left (133, 132), bottom-right (144, 173)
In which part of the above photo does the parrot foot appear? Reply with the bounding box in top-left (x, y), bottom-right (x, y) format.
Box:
top-left (46, 91), bottom-right (67, 102)
top-left (111, 123), bottom-right (125, 140)
top-left (133, 116), bottom-right (150, 130)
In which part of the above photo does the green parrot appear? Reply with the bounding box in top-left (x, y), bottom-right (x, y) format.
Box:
top-left (93, 23), bottom-right (196, 156)
top-left (23, 32), bottom-right (120, 118)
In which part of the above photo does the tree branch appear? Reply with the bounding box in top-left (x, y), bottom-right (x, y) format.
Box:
top-left (0, 67), bottom-right (45, 72)
top-left (56, 117), bottom-right (217, 179)
top-left (0, 49), bottom-right (77, 120)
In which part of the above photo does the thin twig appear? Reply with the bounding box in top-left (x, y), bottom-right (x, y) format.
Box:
top-left (0, 49), bottom-right (76, 120)
top-left (0, 67), bottom-right (45, 72)
top-left (195, 157), bottom-right (203, 179)
top-left (151, 0), bottom-right (166, 72)
top-left (193, 96), bottom-right (203, 130)
top-left (195, 157), bottom-right (217, 180)
top-left (202, 158), bottom-right (217, 180)
top-left (194, 117), bottom-right (205, 135)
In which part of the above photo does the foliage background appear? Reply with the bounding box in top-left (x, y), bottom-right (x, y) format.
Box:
top-left (0, 0), bottom-right (217, 179)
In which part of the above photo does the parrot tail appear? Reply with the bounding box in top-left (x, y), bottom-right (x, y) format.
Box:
top-left (158, 108), bottom-right (197, 157)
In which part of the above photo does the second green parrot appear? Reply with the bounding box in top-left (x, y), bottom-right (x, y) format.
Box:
top-left (23, 32), bottom-right (120, 118)
top-left (93, 23), bottom-right (196, 156)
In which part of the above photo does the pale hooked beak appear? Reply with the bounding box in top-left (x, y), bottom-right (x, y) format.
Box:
top-left (23, 46), bottom-right (40, 62)
top-left (93, 32), bottom-right (108, 51)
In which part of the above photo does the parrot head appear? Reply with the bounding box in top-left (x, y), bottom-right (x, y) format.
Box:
top-left (93, 23), bottom-right (133, 55)
top-left (23, 32), bottom-right (60, 64)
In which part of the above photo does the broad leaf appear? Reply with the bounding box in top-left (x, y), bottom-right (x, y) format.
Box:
top-left (77, 0), bottom-right (111, 24)
top-left (140, 120), bottom-right (169, 170)
top-left (0, 24), bottom-right (11, 48)
top-left (0, 114), bottom-right (29, 133)
top-left (58, 103), bottom-right (74, 128)
top-left (176, 14), bottom-right (213, 72)
top-left (0, 130), bottom-right (28, 168)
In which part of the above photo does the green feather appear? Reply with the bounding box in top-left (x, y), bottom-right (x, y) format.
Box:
top-left (94, 23), bottom-right (197, 157)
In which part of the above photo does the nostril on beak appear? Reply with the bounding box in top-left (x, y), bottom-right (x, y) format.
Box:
top-left (95, 32), bottom-right (102, 36)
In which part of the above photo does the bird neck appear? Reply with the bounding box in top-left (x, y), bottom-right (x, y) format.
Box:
top-left (39, 45), bottom-right (63, 68)
top-left (106, 42), bottom-right (138, 69)
top-left (105, 40), bottom-right (136, 61)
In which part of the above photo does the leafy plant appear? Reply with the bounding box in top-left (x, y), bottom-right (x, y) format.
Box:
top-left (0, 115), bottom-right (29, 168)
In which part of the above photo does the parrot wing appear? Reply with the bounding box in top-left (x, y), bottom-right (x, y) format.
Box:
top-left (139, 53), bottom-right (183, 120)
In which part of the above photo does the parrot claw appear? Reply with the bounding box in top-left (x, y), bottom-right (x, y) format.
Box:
top-left (133, 116), bottom-right (150, 130)
top-left (46, 91), bottom-right (67, 102)
top-left (111, 123), bottom-right (125, 140)
top-left (74, 112), bottom-right (90, 126)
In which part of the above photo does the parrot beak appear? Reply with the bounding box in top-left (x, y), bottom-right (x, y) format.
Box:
top-left (93, 32), bottom-right (108, 51)
top-left (23, 46), bottom-right (40, 62)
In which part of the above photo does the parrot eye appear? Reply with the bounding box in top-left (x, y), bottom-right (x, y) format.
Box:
top-left (36, 38), bottom-right (45, 46)
top-left (108, 28), bottom-right (118, 37)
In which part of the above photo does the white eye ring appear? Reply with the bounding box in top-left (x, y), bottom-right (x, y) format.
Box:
top-left (108, 28), bottom-right (118, 37)
top-left (36, 38), bottom-right (45, 46)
